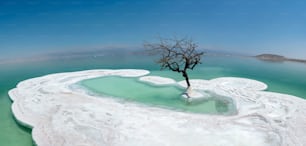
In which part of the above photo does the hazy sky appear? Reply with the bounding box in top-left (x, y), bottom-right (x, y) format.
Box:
top-left (1, 0), bottom-right (306, 59)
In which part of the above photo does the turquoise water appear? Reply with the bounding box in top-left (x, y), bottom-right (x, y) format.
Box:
top-left (81, 76), bottom-right (234, 114)
top-left (0, 53), bottom-right (306, 145)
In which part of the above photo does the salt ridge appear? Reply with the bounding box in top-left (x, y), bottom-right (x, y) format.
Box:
top-left (9, 69), bottom-right (306, 146)
top-left (139, 76), bottom-right (176, 85)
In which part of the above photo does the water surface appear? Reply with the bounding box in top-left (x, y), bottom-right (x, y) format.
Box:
top-left (81, 76), bottom-right (234, 114)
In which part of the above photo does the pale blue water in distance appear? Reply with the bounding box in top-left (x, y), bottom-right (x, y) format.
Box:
top-left (0, 52), bottom-right (306, 145)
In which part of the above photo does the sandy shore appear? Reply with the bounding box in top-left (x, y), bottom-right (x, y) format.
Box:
top-left (9, 69), bottom-right (306, 146)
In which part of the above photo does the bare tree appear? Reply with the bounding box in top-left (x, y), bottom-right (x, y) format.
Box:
top-left (144, 37), bottom-right (204, 88)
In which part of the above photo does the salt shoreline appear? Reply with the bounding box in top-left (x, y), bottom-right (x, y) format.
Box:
top-left (9, 69), bottom-right (306, 146)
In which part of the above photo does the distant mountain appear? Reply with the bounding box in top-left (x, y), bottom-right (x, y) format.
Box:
top-left (255, 54), bottom-right (306, 64)
top-left (255, 54), bottom-right (286, 62)
top-left (0, 48), bottom-right (143, 64)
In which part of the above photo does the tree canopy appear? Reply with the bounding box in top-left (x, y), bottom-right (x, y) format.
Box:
top-left (144, 37), bottom-right (204, 87)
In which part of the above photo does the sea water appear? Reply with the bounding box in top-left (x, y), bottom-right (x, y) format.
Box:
top-left (81, 76), bottom-right (234, 114)
top-left (0, 52), bottom-right (306, 145)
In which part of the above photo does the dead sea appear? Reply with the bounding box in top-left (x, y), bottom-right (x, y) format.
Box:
top-left (1, 54), bottom-right (306, 145)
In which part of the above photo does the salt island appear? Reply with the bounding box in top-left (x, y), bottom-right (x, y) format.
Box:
top-left (9, 69), bottom-right (306, 146)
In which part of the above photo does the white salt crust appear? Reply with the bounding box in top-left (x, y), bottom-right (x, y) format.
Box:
top-left (9, 69), bottom-right (306, 146)
top-left (139, 76), bottom-right (176, 85)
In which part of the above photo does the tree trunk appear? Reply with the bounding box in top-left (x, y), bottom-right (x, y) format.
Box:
top-left (182, 71), bottom-right (190, 87)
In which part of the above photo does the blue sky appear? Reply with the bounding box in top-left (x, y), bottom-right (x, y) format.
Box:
top-left (1, 0), bottom-right (306, 59)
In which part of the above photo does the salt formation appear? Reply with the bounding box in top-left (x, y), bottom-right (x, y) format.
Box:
top-left (9, 69), bottom-right (306, 146)
top-left (139, 75), bottom-right (176, 85)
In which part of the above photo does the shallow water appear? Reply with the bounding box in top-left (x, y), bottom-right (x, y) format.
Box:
top-left (81, 76), bottom-right (235, 114)
top-left (0, 52), bottom-right (306, 145)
